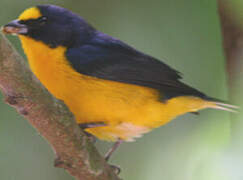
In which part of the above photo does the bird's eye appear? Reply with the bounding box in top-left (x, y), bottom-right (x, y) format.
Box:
top-left (38, 16), bottom-right (47, 25)
top-left (19, 16), bottom-right (48, 27)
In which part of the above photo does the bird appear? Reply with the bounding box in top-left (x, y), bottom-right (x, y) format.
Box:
top-left (2, 4), bottom-right (237, 161)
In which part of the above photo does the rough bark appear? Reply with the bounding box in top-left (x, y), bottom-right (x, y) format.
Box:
top-left (0, 33), bottom-right (121, 180)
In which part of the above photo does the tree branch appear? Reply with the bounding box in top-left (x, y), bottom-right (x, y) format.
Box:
top-left (218, 0), bottom-right (243, 88)
top-left (0, 32), bottom-right (121, 180)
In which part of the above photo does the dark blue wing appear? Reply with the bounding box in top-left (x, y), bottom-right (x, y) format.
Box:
top-left (66, 32), bottom-right (207, 100)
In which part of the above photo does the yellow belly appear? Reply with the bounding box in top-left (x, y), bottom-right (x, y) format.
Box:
top-left (19, 36), bottom-right (212, 141)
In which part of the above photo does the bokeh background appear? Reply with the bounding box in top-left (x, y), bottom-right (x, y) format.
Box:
top-left (0, 0), bottom-right (242, 180)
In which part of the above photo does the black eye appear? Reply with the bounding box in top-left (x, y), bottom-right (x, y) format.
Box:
top-left (19, 16), bottom-right (48, 27)
top-left (38, 16), bottom-right (47, 25)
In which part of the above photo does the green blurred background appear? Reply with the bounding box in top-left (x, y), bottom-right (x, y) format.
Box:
top-left (0, 0), bottom-right (242, 180)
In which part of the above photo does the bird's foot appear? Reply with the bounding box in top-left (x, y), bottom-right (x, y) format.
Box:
top-left (84, 131), bottom-right (97, 144)
top-left (105, 139), bottom-right (123, 175)
top-left (110, 164), bottom-right (121, 175)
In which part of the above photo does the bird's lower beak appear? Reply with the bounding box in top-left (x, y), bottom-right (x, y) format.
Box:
top-left (2, 20), bottom-right (28, 35)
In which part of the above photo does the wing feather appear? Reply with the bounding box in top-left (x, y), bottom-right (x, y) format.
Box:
top-left (66, 32), bottom-right (207, 100)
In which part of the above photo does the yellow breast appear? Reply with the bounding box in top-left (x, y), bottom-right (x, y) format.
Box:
top-left (18, 36), bottom-right (213, 141)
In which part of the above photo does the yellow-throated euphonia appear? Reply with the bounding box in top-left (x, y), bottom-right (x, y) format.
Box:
top-left (2, 5), bottom-right (237, 160)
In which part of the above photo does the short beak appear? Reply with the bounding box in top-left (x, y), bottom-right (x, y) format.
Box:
top-left (2, 20), bottom-right (28, 35)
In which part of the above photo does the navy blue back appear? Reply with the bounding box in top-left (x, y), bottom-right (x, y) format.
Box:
top-left (66, 32), bottom-right (207, 100)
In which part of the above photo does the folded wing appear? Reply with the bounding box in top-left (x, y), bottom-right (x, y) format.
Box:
top-left (66, 32), bottom-right (208, 100)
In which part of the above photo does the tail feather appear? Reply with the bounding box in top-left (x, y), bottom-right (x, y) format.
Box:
top-left (209, 101), bottom-right (239, 113)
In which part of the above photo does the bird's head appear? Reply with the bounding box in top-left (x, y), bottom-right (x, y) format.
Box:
top-left (2, 5), bottom-right (95, 48)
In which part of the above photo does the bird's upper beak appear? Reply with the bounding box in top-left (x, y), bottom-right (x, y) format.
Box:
top-left (2, 20), bottom-right (28, 35)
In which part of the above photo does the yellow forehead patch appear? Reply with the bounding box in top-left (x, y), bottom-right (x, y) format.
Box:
top-left (18, 7), bottom-right (42, 20)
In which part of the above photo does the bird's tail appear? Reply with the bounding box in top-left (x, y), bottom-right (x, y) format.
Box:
top-left (208, 101), bottom-right (239, 113)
